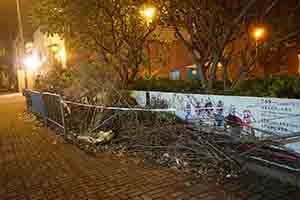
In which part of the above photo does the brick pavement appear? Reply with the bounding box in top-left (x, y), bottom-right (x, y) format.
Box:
top-left (0, 94), bottom-right (228, 200)
top-left (1, 94), bottom-right (299, 200)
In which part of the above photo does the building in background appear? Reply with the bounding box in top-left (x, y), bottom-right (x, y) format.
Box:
top-left (33, 27), bottom-right (66, 74)
top-left (0, 40), bottom-right (13, 90)
top-left (13, 27), bottom-right (66, 91)
top-left (143, 28), bottom-right (300, 81)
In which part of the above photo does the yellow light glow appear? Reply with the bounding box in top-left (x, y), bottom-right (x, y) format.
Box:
top-left (141, 7), bottom-right (156, 22)
top-left (51, 45), bottom-right (59, 53)
top-left (59, 47), bottom-right (66, 63)
top-left (253, 28), bottom-right (265, 40)
top-left (24, 53), bottom-right (42, 71)
top-left (25, 42), bottom-right (33, 53)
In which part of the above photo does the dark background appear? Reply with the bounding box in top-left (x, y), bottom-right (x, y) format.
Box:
top-left (0, 0), bottom-right (34, 41)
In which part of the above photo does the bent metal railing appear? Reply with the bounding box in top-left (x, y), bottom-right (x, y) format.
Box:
top-left (23, 90), bottom-right (176, 137)
top-left (23, 89), bottom-right (300, 187)
top-left (23, 90), bottom-right (67, 135)
top-left (23, 89), bottom-right (300, 141)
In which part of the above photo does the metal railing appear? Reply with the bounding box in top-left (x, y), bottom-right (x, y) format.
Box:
top-left (23, 90), bottom-right (67, 134)
top-left (23, 90), bottom-right (175, 136)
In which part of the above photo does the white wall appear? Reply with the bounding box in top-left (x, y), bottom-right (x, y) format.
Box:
top-left (132, 91), bottom-right (300, 139)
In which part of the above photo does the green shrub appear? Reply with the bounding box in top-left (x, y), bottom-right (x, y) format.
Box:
top-left (232, 76), bottom-right (300, 98)
top-left (35, 64), bottom-right (75, 94)
top-left (129, 79), bottom-right (203, 93)
top-left (131, 76), bottom-right (300, 99)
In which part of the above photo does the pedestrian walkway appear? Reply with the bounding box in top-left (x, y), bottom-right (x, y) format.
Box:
top-left (1, 94), bottom-right (299, 200)
top-left (0, 94), bottom-right (227, 200)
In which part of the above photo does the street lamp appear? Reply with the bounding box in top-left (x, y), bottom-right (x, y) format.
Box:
top-left (252, 27), bottom-right (266, 75)
top-left (253, 28), bottom-right (265, 41)
top-left (140, 5), bottom-right (157, 78)
top-left (24, 53), bottom-right (42, 72)
top-left (140, 5), bottom-right (156, 106)
top-left (16, 0), bottom-right (28, 89)
top-left (140, 6), bottom-right (156, 23)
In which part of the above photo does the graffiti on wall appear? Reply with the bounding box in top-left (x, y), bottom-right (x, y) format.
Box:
top-left (132, 91), bottom-right (300, 138)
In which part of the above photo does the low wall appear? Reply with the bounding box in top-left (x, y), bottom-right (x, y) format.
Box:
top-left (132, 91), bottom-right (300, 139)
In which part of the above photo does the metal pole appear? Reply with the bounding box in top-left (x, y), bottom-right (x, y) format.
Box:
top-left (59, 97), bottom-right (67, 135)
top-left (255, 40), bottom-right (258, 74)
top-left (16, 0), bottom-right (28, 89)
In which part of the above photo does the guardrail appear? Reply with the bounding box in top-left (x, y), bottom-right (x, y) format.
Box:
top-left (23, 90), bottom-right (176, 136)
top-left (23, 89), bottom-right (300, 187)
top-left (23, 90), bottom-right (67, 134)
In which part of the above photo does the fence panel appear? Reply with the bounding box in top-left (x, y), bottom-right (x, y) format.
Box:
top-left (30, 91), bottom-right (47, 122)
top-left (42, 92), bottom-right (66, 133)
top-left (23, 90), bottom-right (66, 134)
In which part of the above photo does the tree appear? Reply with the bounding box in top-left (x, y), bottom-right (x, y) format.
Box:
top-left (32, 0), bottom-right (164, 87)
top-left (167, 0), bottom-right (300, 90)
top-left (167, 0), bottom-right (258, 89)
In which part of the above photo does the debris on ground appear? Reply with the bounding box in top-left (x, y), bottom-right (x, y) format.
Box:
top-left (28, 89), bottom-right (300, 185)
top-left (108, 124), bottom-right (241, 181)
top-left (61, 101), bottom-right (243, 181)
top-left (77, 130), bottom-right (115, 145)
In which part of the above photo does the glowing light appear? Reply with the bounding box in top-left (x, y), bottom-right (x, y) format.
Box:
top-left (253, 28), bottom-right (265, 40)
top-left (24, 53), bottom-right (42, 71)
top-left (141, 7), bottom-right (156, 22)
top-left (25, 42), bottom-right (33, 53)
top-left (60, 47), bottom-right (66, 62)
top-left (49, 44), bottom-right (59, 53)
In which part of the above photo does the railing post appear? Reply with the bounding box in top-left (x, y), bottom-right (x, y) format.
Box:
top-left (59, 96), bottom-right (67, 135)
top-left (40, 91), bottom-right (48, 126)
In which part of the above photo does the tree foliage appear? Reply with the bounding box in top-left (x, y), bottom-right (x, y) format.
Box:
top-left (167, 0), bottom-right (300, 90)
top-left (32, 0), bottom-right (300, 92)
top-left (32, 0), bottom-right (164, 86)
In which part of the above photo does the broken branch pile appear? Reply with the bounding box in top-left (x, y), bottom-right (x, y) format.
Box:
top-left (64, 101), bottom-right (242, 180)
top-left (111, 124), bottom-right (241, 179)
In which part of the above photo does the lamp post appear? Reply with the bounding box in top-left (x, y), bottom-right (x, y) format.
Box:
top-left (24, 53), bottom-right (42, 72)
top-left (16, 0), bottom-right (28, 89)
top-left (141, 6), bottom-right (156, 106)
top-left (253, 27), bottom-right (265, 75)
top-left (140, 6), bottom-right (156, 77)
top-left (140, 6), bottom-right (156, 24)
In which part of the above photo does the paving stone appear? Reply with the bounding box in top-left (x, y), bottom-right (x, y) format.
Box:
top-left (0, 95), bottom-right (220, 200)
top-left (0, 94), bottom-right (299, 200)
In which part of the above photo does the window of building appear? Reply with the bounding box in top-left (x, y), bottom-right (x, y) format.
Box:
top-left (170, 69), bottom-right (180, 80)
top-left (186, 65), bottom-right (198, 80)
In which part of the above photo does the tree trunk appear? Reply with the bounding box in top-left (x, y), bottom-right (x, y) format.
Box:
top-left (129, 67), bottom-right (138, 82)
top-left (208, 54), bottom-right (220, 91)
top-left (119, 64), bottom-right (129, 89)
top-left (223, 63), bottom-right (229, 91)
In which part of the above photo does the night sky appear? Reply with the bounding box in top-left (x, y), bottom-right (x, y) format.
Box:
top-left (0, 0), bottom-right (34, 42)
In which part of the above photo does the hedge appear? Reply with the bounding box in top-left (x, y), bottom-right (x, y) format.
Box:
top-left (129, 79), bottom-right (204, 93)
top-left (130, 76), bottom-right (300, 99)
top-left (231, 76), bottom-right (300, 99)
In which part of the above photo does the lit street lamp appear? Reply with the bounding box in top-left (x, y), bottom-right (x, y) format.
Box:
top-left (140, 6), bottom-right (156, 23)
top-left (23, 53), bottom-right (42, 71)
top-left (253, 28), bottom-right (265, 41)
top-left (140, 5), bottom-right (156, 106)
top-left (140, 5), bottom-right (157, 78)
top-left (253, 27), bottom-right (266, 75)
top-left (16, 0), bottom-right (28, 89)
